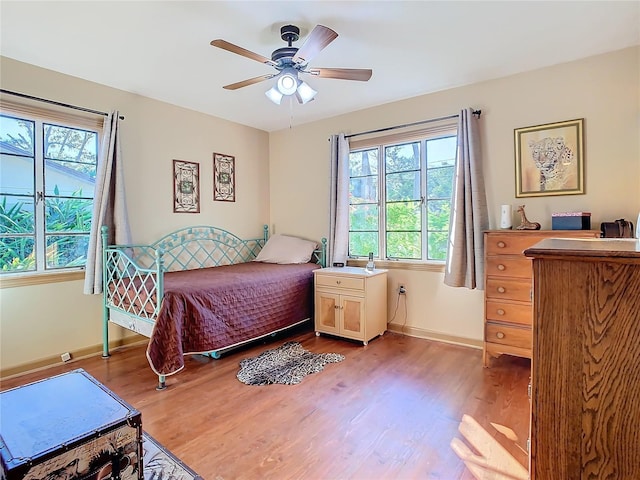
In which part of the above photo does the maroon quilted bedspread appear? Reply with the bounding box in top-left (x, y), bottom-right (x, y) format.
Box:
top-left (145, 262), bottom-right (320, 376)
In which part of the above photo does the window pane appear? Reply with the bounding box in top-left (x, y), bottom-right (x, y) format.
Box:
top-left (350, 176), bottom-right (378, 204)
top-left (0, 195), bottom-right (35, 234)
top-left (387, 231), bottom-right (421, 259)
top-left (45, 234), bottom-right (89, 269)
top-left (349, 232), bottom-right (378, 257)
top-left (386, 171), bottom-right (420, 201)
top-left (45, 198), bottom-right (93, 232)
top-left (427, 199), bottom-right (451, 231)
top-left (386, 201), bottom-right (421, 230)
top-left (349, 149), bottom-right (378, 176)
top-left (45, 159), bottom-right (96, 197)
top-left (385, 142), bottom-right (420, 173)
top-left (349, 204), bottom-right (379, 231)
top-left (0, 236), bottom-right (36, 272)
top-left (1, 153), bottom-right (35, 196)
top-left (428, 231), bottom-right (448, 261)
top-left (44, 124), bottom-right (98, 163)
top-left (0, 115), bottom-right (34, 156)
top-left (427, 166), bottom-right (454, 200)
top-left (426, 136), bottom-right (456, 167)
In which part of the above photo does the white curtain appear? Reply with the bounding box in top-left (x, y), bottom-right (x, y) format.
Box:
top-left (444, 108), bottom-right (489, 289)
top-left (83, 111), bottom-right (131, 294)
top-left (329, 133), bottom-right (350, 266)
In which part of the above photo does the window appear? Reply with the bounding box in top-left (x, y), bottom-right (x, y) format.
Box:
top-left (0, 109), bottom-right (99, 274)
top-left (348, 125), bottom-right (457, 262)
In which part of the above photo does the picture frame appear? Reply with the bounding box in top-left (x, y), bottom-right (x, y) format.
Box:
top-left (173, 159), bottom-right (200, 213)
top-left (514, 118), bottom-right (584, 197)
top-left (213, 152), bottom-right (235, 202)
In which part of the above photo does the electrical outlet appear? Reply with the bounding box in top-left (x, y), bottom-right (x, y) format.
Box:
top-left (399, 284), bottom-right (406, 295)
top-left (61, 352), bottom-right (71, 362)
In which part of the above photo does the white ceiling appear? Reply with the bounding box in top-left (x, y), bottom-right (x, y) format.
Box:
top-left (1, 1), bottom-right (639, 132)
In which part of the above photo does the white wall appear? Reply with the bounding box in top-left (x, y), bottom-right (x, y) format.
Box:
top-left (0, 56), bottom-right (270, 373)
top-left (269, 47), bottom-right (640, 344)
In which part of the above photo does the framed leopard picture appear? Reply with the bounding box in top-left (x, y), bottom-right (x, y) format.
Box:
top-left (514, 118), bottom-right (584, 197)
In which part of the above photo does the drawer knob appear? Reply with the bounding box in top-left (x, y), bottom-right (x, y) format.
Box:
top-left (497, 309), bottom-right (505, 315)
top-left (496, 331), bottom-right (505, 339)
top-left (497, 286), bottom-right (506, 293)
top-left (497, 241), bottom-right (506, 248)
top-left (497, 264), bottom-right (506, 271)
top-left (336, 280), bottom-right (341, 284)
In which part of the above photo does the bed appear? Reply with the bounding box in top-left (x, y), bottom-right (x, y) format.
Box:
top-left (101, 225), bottom-right (326, 389)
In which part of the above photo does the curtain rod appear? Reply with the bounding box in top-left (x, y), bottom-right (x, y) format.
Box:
top-left (0, 89), bottom-right (125, 120)
top-left (345, 109), bottom-right (481, 139)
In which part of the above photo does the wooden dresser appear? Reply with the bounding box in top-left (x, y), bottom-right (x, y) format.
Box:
top-left (525, 238), bottom-right (640, 479)
top-left (483, 230), bottom-right (600, 366)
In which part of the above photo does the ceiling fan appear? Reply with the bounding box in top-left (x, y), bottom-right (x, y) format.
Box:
top-left (210, 24), bottom-right (373, 104)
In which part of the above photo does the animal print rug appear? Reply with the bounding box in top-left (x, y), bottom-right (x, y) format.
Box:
top-left (237, 341), bottom-right (345, 385)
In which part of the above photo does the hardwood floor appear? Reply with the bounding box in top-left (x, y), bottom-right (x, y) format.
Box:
top-left (0, 325), bottom-right (531, 479)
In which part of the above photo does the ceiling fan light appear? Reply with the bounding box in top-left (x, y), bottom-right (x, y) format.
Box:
top-left (265, 86), bottom-right (283, 104)
top-left (277, 72), bottom-right (298, 95)
top-left (296, 81), bottom-right (317, 104)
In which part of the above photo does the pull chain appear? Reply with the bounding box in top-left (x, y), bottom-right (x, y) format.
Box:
top-left (289, 96), bottom-right (294, 129)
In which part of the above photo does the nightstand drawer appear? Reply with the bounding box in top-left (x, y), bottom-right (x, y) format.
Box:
top-left (485, 300), bottom-right (532, 326)
top-left (316, 274), bottom-right (364, 290)
top-left (486, 323), bottom-right (531, 350)
top-left (485, 277), bottom-right (531, 302)
top-left (486, 256), bottom-right (531, 278)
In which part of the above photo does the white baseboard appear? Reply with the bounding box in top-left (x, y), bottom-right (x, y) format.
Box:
top-left (387, 323), bottom-right (482, 350)
top-left (0, 336), bottom-right (147, 381)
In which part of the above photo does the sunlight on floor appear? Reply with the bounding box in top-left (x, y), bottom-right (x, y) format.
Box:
top-left (451, 414), bottom-right (528, 480)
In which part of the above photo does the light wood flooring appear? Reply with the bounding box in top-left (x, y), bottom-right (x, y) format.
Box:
top-left (0, 324), bottom-right (532, 479)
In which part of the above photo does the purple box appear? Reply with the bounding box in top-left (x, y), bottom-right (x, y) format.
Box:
top-left (552, 212), bottom-right (591, 230)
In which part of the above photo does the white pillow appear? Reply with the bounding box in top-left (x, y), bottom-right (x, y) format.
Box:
top-left (254, 234), bottom-right (318, 264)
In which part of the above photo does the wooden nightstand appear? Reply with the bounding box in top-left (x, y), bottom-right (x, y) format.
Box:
top-left (314, 267), bottom-right (387, 345)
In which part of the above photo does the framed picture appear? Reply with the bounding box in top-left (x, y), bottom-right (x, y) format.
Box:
top-left (173, 159), bottom-right (200, 213)
top-left (514, 118), bottom-right (584, 197)
top-left (213, 152), bottom-right (235, 202)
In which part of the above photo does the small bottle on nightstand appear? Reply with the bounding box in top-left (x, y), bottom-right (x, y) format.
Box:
top-left (366, 252), bottom-right (375, 271)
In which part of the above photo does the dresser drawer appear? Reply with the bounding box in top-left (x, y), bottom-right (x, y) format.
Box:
top-left (486, 323), bottom-right (531, 350)
top-left (485, 300), bottom-right (532, 326)
top-left (316, 274), bottom-right (364, 291)
top-left (486, 256), bottom-right (532, 278)
top-left (485, 234), bottom-right (543, 256)
top-left (485, 277), bottom-right (531, 302)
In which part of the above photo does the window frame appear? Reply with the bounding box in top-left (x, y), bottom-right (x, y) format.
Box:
top-left (0, 100), bottom-right (103, 282)
top-left (347, 121), bottom-right (458, 265)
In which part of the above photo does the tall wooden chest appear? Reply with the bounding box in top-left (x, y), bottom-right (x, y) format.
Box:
top-left (0, 368), bottom-right (142, 479)
top-left (482, 229), bottom-right (600, 366)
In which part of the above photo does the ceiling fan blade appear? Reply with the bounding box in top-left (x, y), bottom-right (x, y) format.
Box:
top-left (223, 74), bottom-right (275, 90)
top-left (307, 68), bottom-right (373, 81)
top-left (292, 25), bottom-right (338, 64)
top-left (211, 39), bottom-right (276, 67)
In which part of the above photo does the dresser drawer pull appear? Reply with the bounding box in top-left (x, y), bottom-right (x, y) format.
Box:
top-left (497, 264), bottom-right (506, 271)
top-left (496, 331), bottom-right (505, 339)
top-left (497, 309), bottom-right (505, 315)
top-left (497, 241), bottom-right (506, 248)
top-left (497, 286), bottom-right (506, 293)
top-left (336, 280), bottom-right (341, 284)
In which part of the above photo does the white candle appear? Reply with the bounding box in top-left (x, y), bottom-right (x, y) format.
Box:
top-left (500, 205), bottom-right (512, 229)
